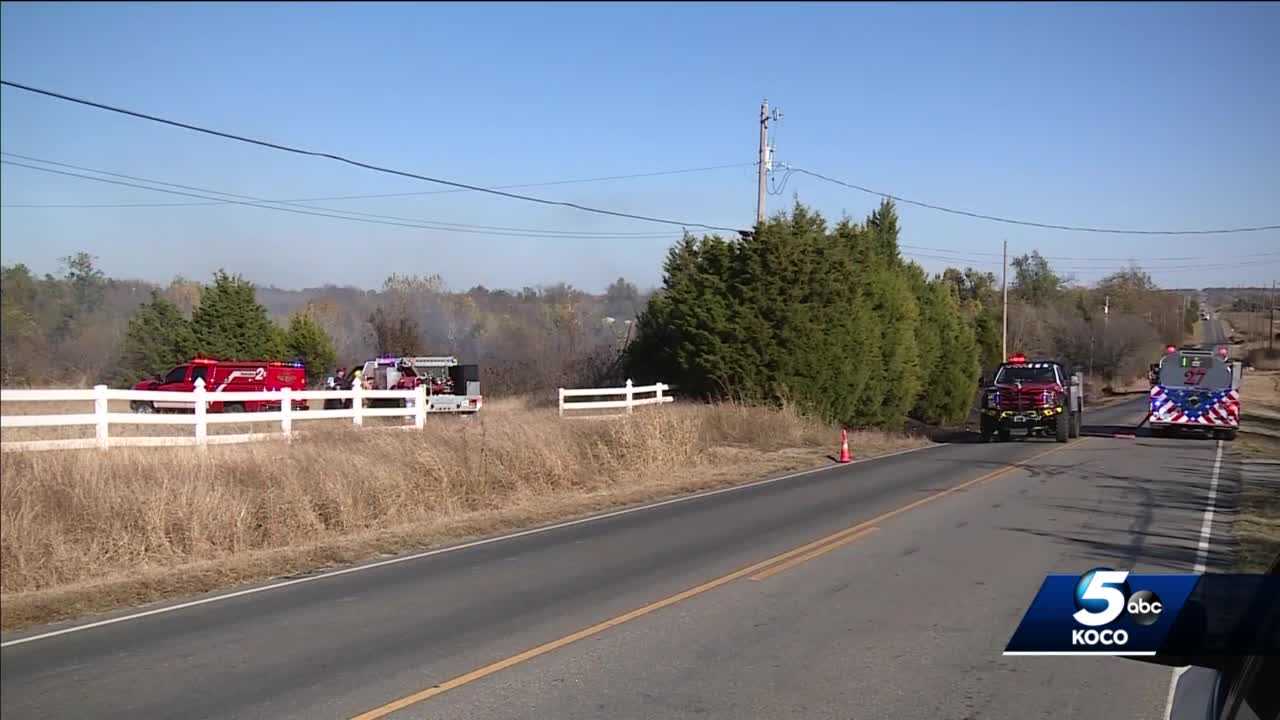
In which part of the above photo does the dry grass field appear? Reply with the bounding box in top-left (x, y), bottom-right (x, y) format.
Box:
top-left (0, 399), bottom-right (926, 628)
top-left (1234, 370), bottom-right (1280, 572)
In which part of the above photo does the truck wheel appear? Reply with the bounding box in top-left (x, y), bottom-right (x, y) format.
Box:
top-left (1056, 410), bottom-right (1070, 443)
top-left (1213, 429), bottom-right (1237, 442)
top-left (998, 428), bottom-right (1011, 442)
top-left (224, 403), bottom-right (245, 414)
top-left (979, 416), bottom-right (994, 442)
top-left (131, 401), bottom-right (155, 414)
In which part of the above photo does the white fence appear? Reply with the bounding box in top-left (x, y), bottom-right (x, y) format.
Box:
top-left (0, 378), bottom-right (426, 453)
top-left (558, 380), bottom-right (673, 418)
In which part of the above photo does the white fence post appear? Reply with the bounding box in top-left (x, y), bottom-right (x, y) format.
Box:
top-left (559, 388), bottom-right (565, 417)
top-left (281, 387), bottom-right (293, 441)
top-left (94, 384), bottom-right (109, 450)
top-left (352, 379), bottom-right (364, 427)
top-left (194, 377), bottom-right (208, 448)
top-left (625, 379), bottom-right (634, 415)
top-left (415, 384), bottom-right (427, 430)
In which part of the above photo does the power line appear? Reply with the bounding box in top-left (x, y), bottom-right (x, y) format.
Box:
top-left (0, 159), bottom-right (755, 208)
top-left (790, 166), bottom-right (1280, 236)
top-left (0, 79), bottom-right (746, 234)
top-left (1, 160), bottom-right (692, 241)
top-left (0, 153), bottom-right (685, 238)
top-left (900, 250), bottom-right (1280, 274)
top-left (898, 243), bottom-right (1280, 265)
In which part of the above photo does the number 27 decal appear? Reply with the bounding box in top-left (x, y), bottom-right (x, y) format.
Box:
top-left (1184, 368), bottom-right (1206, 385)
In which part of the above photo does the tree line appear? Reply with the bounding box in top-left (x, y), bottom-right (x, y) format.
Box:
top-left (1, 255), bottom-right (646, 393)
top-left (625, 200), bottom-right (1196, 429)
top-left (2, 201), bottom-right (1193, 419)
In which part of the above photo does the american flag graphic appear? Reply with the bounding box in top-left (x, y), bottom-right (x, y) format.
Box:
top-left (1150, 385), bottom-right (1240, 426)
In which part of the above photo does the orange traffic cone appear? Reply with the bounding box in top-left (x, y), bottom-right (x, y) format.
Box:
top-left (838, 428), bottom-right (853, 463)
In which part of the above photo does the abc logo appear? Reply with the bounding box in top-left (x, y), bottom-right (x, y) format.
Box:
top-left (1126, 589), bottom-right (1163, 627)
top-left (1070, 569), bottom-right (1163, 646)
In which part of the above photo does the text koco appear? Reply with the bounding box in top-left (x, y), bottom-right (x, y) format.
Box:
top-left (1071, 628), bottom-right (1129, 646)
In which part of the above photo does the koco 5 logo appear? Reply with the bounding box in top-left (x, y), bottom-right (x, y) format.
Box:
top-left (1070, 568), bottom-right (1163, 646)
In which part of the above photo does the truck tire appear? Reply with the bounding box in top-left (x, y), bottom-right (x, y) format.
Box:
top-left (1213, 429), bottom-right (1237, 442)
top-left (998, 428), bottom-right (1011, 442)
top-left (1056, 410), bottom-right (1070, 443)
top-left (224, 402), bottom-right (245, 414)
top-left (131, 401), bottom-right (155, 414)
top-left (979, 415), bottom-right (995, 442)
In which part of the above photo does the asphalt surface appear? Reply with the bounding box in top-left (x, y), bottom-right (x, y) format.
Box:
top-left (1205, 312), bottom-right (1229, 345)
top-left (1, 395), bottom-right (1238, 720)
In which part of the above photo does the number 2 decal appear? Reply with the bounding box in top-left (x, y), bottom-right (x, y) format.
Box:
top-left (1184, 368), bottom-right (1206, 385)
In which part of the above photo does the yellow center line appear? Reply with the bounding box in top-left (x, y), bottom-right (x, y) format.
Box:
top-left (350, 442), bottom-right (1073, 719)
top-left (749, 526), bottom-right (881, 581)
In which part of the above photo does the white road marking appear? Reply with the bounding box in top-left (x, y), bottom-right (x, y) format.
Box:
top-left (2, 442), bottom-right (944, 649)
top-left (1194, 440), bottom-right (1224, 575)
top-left (1163, 438), bottom-right (1224, 720)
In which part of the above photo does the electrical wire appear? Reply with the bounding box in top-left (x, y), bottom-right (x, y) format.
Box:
top-left (0, 80), bottom-right (745, 234)
top-left (0, 153), bottom-right (687, 238)
top-left (790, 166), bottom-right (1280, 236)
top-left (1, 161), bottom-right (692, 241)
top-left (0, 158), bottom-right (756, 207)
top-left (898, 243), bottom-right (1280, 266)
top-left (899, 250), bottom-right (1280, 274)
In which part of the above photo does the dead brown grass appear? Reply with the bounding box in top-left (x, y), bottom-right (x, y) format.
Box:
top-left (1234, 370), bottom-right (1280, 572)
top-left (0, 402), bottom-right (925, 629)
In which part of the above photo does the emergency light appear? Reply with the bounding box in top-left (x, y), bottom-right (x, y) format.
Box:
top-left (1165, 345), bottom-right (1177, 354)
top-left (1007, 353), bottom-right (1027, 364)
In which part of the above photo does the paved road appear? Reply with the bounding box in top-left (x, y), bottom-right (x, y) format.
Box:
top-left (1205, 315), bottom-right (1229, 346)
top-left (2, 398), bottom-right (1237, 719)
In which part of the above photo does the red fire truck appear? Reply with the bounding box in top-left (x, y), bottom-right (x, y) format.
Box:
top-left (130, 358), bottom-right (308, 413)
top-left (978, 353), bottom-right (1084, 443)
top-left (356, 355), bottom-right (482, 414)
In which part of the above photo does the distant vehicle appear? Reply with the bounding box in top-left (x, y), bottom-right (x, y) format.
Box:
top-left (130, 358), bottom-right (308, 413)
top-left (1200, 311), bottom-right (1211, 321)
top-left (1149, 345), bottom-right (1241, 440)
top-left (979, 353), bottom-right (1083, 443)
top-left (355, 355), bottom-right (483, 414)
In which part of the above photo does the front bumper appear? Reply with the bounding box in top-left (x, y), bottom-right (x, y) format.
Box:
top-left (982, 406), bottom-right (1065, 430)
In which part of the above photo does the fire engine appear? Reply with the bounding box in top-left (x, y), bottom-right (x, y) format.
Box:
top-left (979, 353), bottom-right (1084, 443)
top-left (130, 358), bottom-right (308, 413)
top-left (1149, 345), bottom-right (1241, 440)
top-left (356, 355), bottom-right (482, 414)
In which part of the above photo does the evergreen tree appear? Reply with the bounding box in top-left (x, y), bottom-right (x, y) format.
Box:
top-left (191, 270), bottom-right (285, 360)
top-left (627, 200), bottom-right (981, 430)
top-left (284, 310), bottom-right (337, 385)
top-left (116, 291), bottom-right (196, 383)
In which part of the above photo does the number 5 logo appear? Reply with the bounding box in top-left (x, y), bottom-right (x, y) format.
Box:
top-left (1073, 570), bottom-right (1129, 627)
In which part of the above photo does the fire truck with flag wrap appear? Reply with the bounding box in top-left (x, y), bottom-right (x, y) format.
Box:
top-left (1148, 345), bottom-right (1241, 440)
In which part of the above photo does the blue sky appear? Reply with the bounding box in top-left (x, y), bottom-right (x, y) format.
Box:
top-left (2, 2), bottom-right (1277, 292)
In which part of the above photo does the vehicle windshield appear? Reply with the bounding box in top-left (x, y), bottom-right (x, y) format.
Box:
top-left (163, 366), bottom-right (189, 384)
top-left (995, 365), bottom-right (1057, 384)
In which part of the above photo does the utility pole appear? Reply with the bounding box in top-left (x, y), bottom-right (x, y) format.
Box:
top-left (756, 99), bottom-right (780, 227)
top-left (1001, 239), bottom-right (1008, 360)
top-left (1271, 280), bottom-right (1276, 352)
